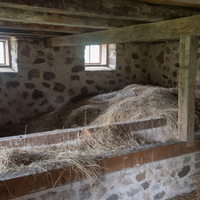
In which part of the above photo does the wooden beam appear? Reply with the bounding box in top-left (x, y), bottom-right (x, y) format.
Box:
top-left (0, 29), bottom-right (68, 38)
top-left (0, 6), bottom-right (140, 29)
top-left (0, 1), bottom-right (198, 21)
top-left (178, 35), bottom-right (198, 147)
top-left (0, 21), bottom-right (102, 34)
top-left (1, 138), bottom-right (200, 199)
top-left (45, 14), bottom-right (200, 47)
top-left (0, 117), bottom-right (166, 148)
top-left (136, 0), bottom-right (200, 9)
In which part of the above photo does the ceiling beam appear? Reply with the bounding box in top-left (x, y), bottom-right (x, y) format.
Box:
top-left (136, 0), bottom-right (200, 9)
top-left (0, 1), bottom-right (199, 22)
top-left (45, 14), bottom-right (200, 47)
top-left (0, 7), bottom-right (138, 29)
top-left (0, 21), bottom-right (101, 34)
top-left (0, 29), bottom-right (67, 37)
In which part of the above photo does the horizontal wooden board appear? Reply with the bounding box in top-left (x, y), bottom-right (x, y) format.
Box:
top-left (0, 20), bottom-right (101, 34)
top-left (137, 0), bottom-right (200, 8)
top-left (0, 117), bottom-right (166, 148)
top-left (0, 1), bottom-right (198, 21)
top-left (0, 7), bottom-right (138, 29)
top-left (45, 14), bottom-right (200, 46)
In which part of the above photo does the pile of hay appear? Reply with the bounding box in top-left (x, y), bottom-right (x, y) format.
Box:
top-left (30, 85), bottom-right (179, 134)
top-left (1, 84), bottom-right (200, 187)
top-left (2, 84), bottom-right (200, 138)
top-left (0, 125), bottom-right (147, 183)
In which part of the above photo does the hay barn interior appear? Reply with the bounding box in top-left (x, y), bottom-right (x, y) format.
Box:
top-left (1, 0), bottom-right (200, 200)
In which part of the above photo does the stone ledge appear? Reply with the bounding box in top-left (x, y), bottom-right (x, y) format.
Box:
top-left (85, 66), bottom-right (114, 71)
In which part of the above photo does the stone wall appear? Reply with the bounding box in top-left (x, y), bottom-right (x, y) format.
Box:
top-left (0, 40), bottom-right (150, 126)
top-left (14, 151), bottom-right (200, 200)
top-left (148, 41), bottom-right (200, 87)
top-left (1, 39), bottom-right (200, 127)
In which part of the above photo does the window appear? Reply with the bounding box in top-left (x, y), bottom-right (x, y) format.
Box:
top-left (84, 44), bottom-right (116, 71)
top-left (85, 44), bottom-right (107, 66)
top-left (0, 39), bottom-right (10, 66)
top-left (0, 37), bottom-right (18, 73)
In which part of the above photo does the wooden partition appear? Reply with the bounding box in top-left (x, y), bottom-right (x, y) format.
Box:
top-left (178, 35), bottom-right (198, 146)
top-left (0, 117), bottom-right (166, 148)
top-left (0, 137), bottom-right (200, 200)
top-left (0, 115), bottom-right (200, 199)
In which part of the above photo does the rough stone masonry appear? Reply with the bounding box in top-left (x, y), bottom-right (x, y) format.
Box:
top-left (14, 151), bottom-right (200, 200)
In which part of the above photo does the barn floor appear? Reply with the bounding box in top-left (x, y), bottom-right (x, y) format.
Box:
top-left (167, 190), bottom-right (199, 200)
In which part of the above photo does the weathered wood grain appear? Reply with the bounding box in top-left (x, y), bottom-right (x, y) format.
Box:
top-left (45, 14), bottom-right (200, 46)
top-left (0, 1), bottom-right (199, 37)
top-left (0, 7), bottom-right (140, 29)
top-left (137, 0), bottom-right (200, 8)
top-left (0, 1), bottom-right (198, 21)
top-left (0, 28), bottom-right (67, 37)
top-left (178, 36), bottom-right (198, 146)
top-left (0, 21), bottom-right (101, 34)
top-left (0, 117), bottom-right (166, 148)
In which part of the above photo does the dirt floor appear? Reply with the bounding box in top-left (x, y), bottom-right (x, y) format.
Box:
top-left (167, 190), bottom-right (200, 200)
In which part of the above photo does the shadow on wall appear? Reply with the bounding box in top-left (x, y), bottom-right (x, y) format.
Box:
top-left (0, 40), bottom-right (149, 126)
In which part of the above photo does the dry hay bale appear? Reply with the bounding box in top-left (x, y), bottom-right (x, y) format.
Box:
top-left (77, 126), bottom-right (141, 154)
top-left (24, 95), bottom-right (95, 133)
top-left (0, 122), bottom-right (172, 176)
top-left (0, 124), bottom-right (151, 184)
top-left (63, 104), bottom-right (106, 128)
top-left (2, 84), bottom-right (200, 138)
top-left (26, 84), bottom-right (157, 134)
top-left (91, 87), bottom-right (179, 137)
top-left (0, 146), bottom-right (101, 184)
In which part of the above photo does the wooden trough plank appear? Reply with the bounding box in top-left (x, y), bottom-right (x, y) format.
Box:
top-left (178, 35), bottom-right (198, 146)
top-left (45, 14), bottom-right (200, 47)
top-left (0, 117), bottom-right (167, 148)
top-left (1, 138), bottom-right (200, 200)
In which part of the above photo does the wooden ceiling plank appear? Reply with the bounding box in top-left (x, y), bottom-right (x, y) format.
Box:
top-left (44, 14), bottom-right (200, 47)
top-left (0, 1), bottom-right (199, 22)
top-left (0, 30), bottom-right (59, 38)
top-left (136, 0), bottom-right (200, 9)
top-left (0, 20), bottom-right (101, 34)
top-left (0, 29), bottom-right (65, 37)
top-left (0, 7), bottom-right (142, 29)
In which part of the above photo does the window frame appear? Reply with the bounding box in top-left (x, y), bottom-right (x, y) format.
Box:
top-left (85, 44), bottom-right (108, 66)
top-left (0, 38), bottom-right (10, 67)
top-left (0, 37), bottom-right (18, 73)
top-left (85, 44), bottom-right (116, 72)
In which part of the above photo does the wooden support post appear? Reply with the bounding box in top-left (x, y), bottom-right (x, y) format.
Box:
top-left (178, 35), bottom-right (198, 146)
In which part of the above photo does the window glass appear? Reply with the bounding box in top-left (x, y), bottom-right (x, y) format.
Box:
top-left (0, 42), bottom-right (5, 64)
top-left (90, 45), bottom-right (100, 63)
top-left (85, 45), bottom-right (107, 65)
